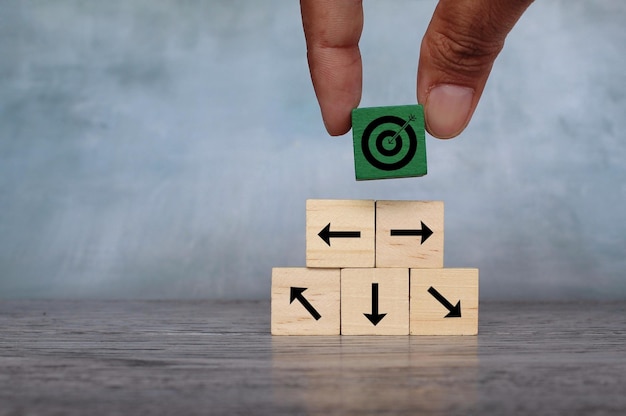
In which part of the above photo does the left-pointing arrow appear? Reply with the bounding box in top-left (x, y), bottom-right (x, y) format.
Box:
top-left (290, 287), bottom-right (321, 320)
top-left (318, 223), bottom-right (361, 246)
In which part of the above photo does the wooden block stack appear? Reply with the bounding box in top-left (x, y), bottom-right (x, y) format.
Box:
top-left (271, 199), bottom-right (479, 336)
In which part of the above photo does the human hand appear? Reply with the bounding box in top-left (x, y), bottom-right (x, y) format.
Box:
top-left (300, 0), bottom-right (533, 138)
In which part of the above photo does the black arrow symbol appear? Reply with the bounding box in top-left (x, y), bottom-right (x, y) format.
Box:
top-left (390, 221), bottom-right (433, 244)
top-left (427, 287), bottom-right (461, 318)
top-left (387, 113), bottom-right (416, 144)
top-left (290, 287), bottom-right (321, 320)
top-left (318, 223), bottom-right (361, 247)
top-left (364, 283), bottom-right (387, 326)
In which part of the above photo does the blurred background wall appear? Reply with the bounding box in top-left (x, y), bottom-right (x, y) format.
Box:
top-left (1, 0), bottom-right (624, 300)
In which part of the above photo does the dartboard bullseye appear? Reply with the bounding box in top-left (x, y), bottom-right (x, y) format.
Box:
top-left (361, 115), bottom-right (417, 171)
top-left (351, 105), bottom-right (427, 180)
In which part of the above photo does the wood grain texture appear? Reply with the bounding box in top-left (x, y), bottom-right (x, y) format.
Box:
top-left (410, 268), bottom-right (479, 335)
top-left (340, 268), bottom-right (409, 335)
top-left (1, 300), bottom-right (626, 415)
top-left (352, 104), bottom-right (426, 180)
top-left (306, 199), bottom-right (375, 268)
top-left (271, 268), bottom-right (340, 335)
top-left (376, 200), bottom-right (444, 268)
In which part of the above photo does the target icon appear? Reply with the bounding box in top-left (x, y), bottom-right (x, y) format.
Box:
top-left (352, 104), bottom-right (427, 180)
top-left (361, 114), bottom-right (417, 171)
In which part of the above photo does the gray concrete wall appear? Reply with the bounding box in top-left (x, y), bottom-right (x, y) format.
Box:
top-left (1, 0), bottom-right (625, 299)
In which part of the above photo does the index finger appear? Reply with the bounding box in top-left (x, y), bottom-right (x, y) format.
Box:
top-left (301, 0), bottom-right (364, 136)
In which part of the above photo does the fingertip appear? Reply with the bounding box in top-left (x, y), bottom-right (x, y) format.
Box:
top-left (301, 0), bottom-right (363, 137)
top-left (321, 109), bottom-right (352, 136)
top-left (423, 84), bottom-right (475, 139)
top-left (417, 0), bottom-right (533, 138)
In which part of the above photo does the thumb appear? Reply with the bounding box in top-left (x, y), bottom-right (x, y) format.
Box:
top-left (418, 0), bottom-right (533, 138)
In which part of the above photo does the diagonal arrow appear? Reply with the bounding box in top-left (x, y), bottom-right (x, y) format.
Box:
top-left (390, 221), bottom-right (433, 244)
top-left (318, 223), bottom-right (361, 247)
top-left (364, 283), bottom-right (387, 326)
top-left (387, 114), bottom-right (416, 144)
top-left (290, 287), bottom-right (321, 320)
top-left (427, 287), bottom-right (461, 318)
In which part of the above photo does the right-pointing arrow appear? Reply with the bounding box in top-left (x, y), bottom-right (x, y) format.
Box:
top-left (390, 221), bottom-right (433, 244)
top-left (427, 286), bottom-right (461, 318)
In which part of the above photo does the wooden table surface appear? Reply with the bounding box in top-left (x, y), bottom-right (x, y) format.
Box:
top-left (1, 300), bottom-right (625, 415)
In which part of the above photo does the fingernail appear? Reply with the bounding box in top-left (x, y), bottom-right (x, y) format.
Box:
top-left (425, 84), bottom-right (474, 138)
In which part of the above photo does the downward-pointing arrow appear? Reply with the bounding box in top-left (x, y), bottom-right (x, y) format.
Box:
top-left (364, 283), bottom-right (387, 326)
top-left (318, 223), bottom-right (361, 247)
top-left (290, 287), bottom-right (321, 320)
top-left (427, 287), bottom-right (462, 318)
top-left (390, 221), bottom-right (433, 244)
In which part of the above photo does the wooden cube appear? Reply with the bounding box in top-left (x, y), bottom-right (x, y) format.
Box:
top-left (376, 200), bottom-right (444, 268)
top-left (271, 268), bottom-right (341, 335)
top-left (306, 199), bottom-right (375, 268)
top-left (341, 268), bottom-right (409, 335)
top-left (410, 268), bottom-right (479, 335)
top-left (352, 105), bottom-right (426, 180)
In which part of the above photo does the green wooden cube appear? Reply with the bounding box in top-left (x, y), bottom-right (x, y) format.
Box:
top-left (352, 105), bottom-right (426, 180)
